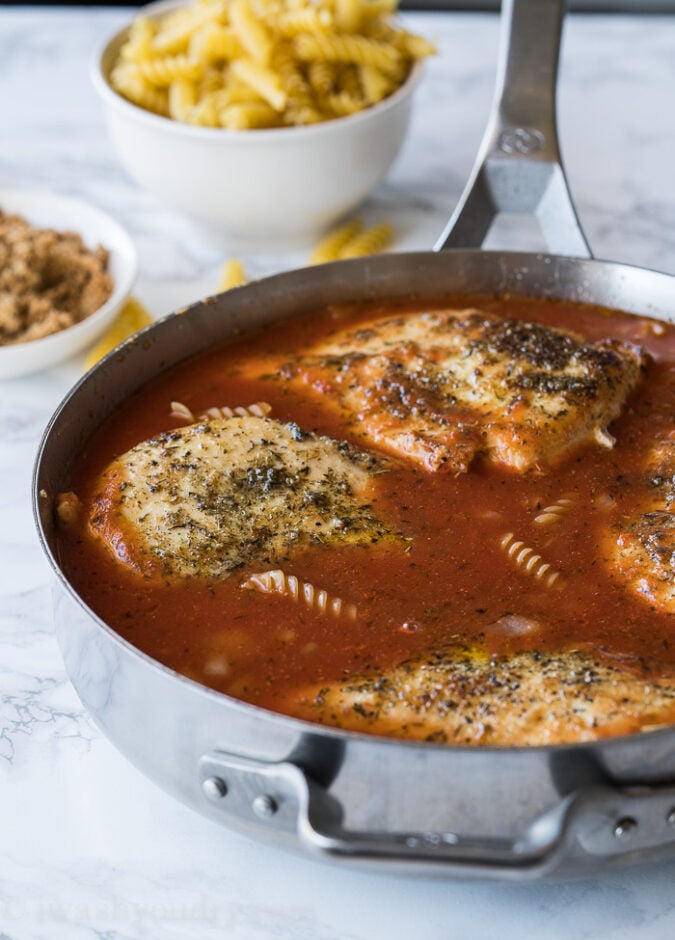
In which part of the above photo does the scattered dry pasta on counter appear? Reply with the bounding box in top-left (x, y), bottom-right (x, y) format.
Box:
top-left (215, 220), bottom-right (394, 294)
top-left (218, 258), bottom-right (247, 290)
top-left (338, 220), bottom-right (393, 257)
top-left (109, 0), bottom-right (435, 128)
top-left (84, 296), bottom-right (153, 369)
top-left (309, 218), bottom-right (363, 263)
top-left (310, 217), bottom-right (394, 261)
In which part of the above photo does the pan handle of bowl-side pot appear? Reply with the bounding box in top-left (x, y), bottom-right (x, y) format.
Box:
top-left (435, 0), bottom-right (592, 259)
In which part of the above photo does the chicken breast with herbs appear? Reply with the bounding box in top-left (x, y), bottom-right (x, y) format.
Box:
top-left (250, 309), bottom-right (646, 474)
top-left (88, 416), bottom-right (398, 580)
top-left (647, 434), bottom-right (675, 510)
top-left (610, 513), bottom-right (674, 611)
top-left (607, 434), bottom-right (675, 612)
top-left (283, 645), bottom-right (675, 745)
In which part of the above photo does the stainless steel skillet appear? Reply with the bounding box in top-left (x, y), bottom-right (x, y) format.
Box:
top-left (34, 0), bottom-right (675, 879)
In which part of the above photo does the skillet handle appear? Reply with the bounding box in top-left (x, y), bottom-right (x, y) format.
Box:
top-left (199, 751), bottom-right (675, 877)
top-left (435, 0), bottom-right (592, 259)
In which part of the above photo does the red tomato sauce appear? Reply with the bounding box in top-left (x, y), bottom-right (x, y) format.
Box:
top-left (57, 295), bottom-right (675, 715)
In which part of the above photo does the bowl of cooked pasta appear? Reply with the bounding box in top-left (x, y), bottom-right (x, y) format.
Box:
top-left (92, 0), bottom-right (433, 250)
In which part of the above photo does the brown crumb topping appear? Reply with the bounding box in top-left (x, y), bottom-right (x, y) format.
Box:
top-left (0, 209), bottom-right (113, 346)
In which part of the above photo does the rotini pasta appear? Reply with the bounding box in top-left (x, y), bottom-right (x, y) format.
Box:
top-left (197, 67), bottom-right (227, 96)
top-left (230, 0), bottom-right (275, 65)
top-left (338, 221), bottom-right (394, 258)
top-left (358, 0), bottom-right (398, 21)
top-left (277, 8), bottom-right (332, 37)
top-left (131, 54), bottom-right (202, 86)
top-left (309, 218), bottom-right (398, 263)
top-left (153, 22), bottom-right (200, 56)
top-left (169, 400), bottom-right (272, 421)
top-left (398, 32), bottom-right (438, 60)
top-left (110, 67), bottom-right (170, 115)
top-left (169, 78), bottom-right (198, 120)
top-left (188, 95), bottom-right (220, 125)
top-left (84, 297), bottom-right (153, 370)
top-left (218, 258), bottom-right (247, 290)
top-left (294, 33), bottom-right (401, 77)
top-left (189, 24), bottom-right (243, 64)
top-left (336, 63), bottom-right (362, 99)
top-left (359, 63), bottom-right (395, 104)
top-left (533, 494), bottom-right (575, 526)
top-left (274, 44), bottom-right (311, 100)
top-left (169, 401), bottom-right (195, 421)
top-left (306, 60), bottom-right (336, 98)
top-left (500, 532), bottom-right (564, 589)
top-left (121, 16), bottom-right (157, 62)
top-left (309, 218), bottom-right (362, 262)
top-left (230, 58), bottom-right (287, 111)
top-left (241, 568), bottom-right (358, 619)
top-left (110, 0), bottom-right (435, 128)
top-left (334, 0), bottom-right (363, 33)
top-left (220, 100), bottom-right (280, 128)
top-left (284, 102), bottom-right (323, 125)
top-left (326, 90), bottom-right (363, 117)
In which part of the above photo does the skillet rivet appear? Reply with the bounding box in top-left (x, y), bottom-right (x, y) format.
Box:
top-left (202, 776), bottom-right (228, 801)
top-left (613, 817), bottom-right (637, 839)
top-left (253, 794), bottom-right (278, 818)
top-left (666, 809), bottom-right (675, 826)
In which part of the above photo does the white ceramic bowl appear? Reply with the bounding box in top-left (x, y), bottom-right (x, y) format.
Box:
top-left (0, 189), bottom-right (137, 379)
top-left (92, 0), bottom-right (422, 251)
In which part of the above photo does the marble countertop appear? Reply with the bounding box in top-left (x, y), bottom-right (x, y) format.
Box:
top-left (2, 6), bottom-right (675, 939)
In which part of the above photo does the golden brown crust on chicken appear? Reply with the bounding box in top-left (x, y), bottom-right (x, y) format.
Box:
top-left (254, 309), bottom-right (645, 474)
top-left (284, 645), bottom-right (675, 745)
top-left (88, 416), bottom-right (398, 580)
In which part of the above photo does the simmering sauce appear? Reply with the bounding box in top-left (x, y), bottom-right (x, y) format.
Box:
top-left (57, 294), bottom-right (675, 736)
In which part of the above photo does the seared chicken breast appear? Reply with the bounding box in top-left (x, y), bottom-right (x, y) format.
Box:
top-left (611, 513), bottom-right (674, 611)
top-left (284, 645), bottom-right (675, 745)
top-left (251, 309), bottom-right (645, 473)
top-left (647, 434), bottom-right (675, 510)
top-left (89, 416), bottom-right (397, 580)
top-left (607, 434), bottom-right (675, 612)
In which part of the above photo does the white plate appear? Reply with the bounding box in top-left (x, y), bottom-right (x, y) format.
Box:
top-left (0, 188), bottom-right (137, 379)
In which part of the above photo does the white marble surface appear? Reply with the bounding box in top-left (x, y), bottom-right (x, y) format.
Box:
top-left (2, 5), bottom-right (675, 939)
